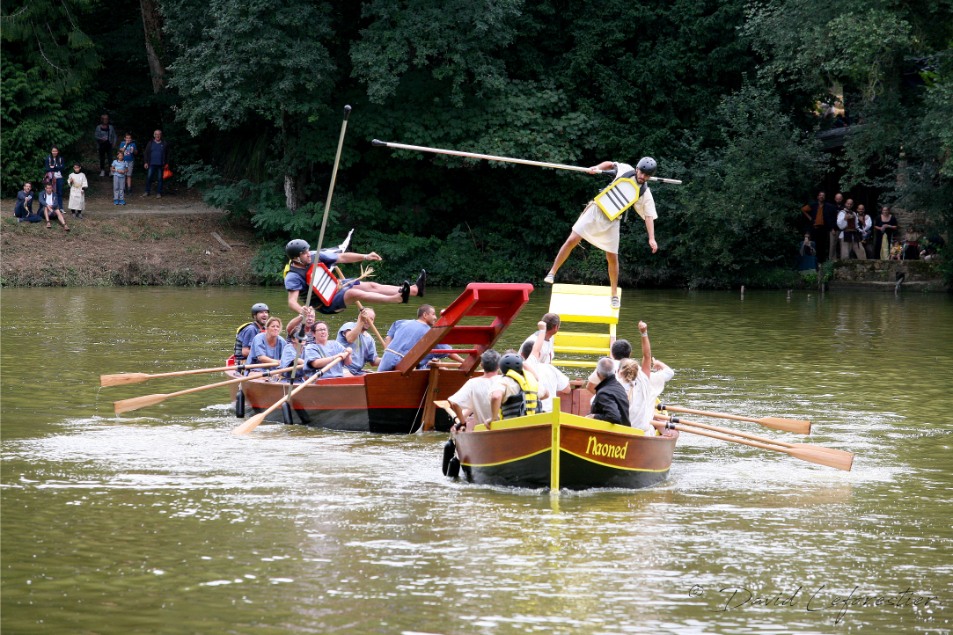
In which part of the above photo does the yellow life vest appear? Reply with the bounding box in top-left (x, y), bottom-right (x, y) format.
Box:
top-left (593, 173), bottom-right (647, 221)
top-left (499, 369), bottom-right (539, 418)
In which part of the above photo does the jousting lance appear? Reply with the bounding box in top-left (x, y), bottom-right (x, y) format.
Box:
top-left (371, 139), bottom-right (683, 184)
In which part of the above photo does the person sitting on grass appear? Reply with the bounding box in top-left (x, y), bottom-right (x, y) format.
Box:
top-left (38, 182), bottom-right (69, 232)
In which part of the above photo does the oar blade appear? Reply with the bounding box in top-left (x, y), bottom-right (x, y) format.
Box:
top-left (114, 393), bottom-right (169, 415)
top-left (101, 373), bottom-right (151, 387)
top-left (787, 444), bottom-right (854, 471)
top-left (232, 412), bottom-right (268, 436)
top-left (760, 416), bottom-right (811, 435)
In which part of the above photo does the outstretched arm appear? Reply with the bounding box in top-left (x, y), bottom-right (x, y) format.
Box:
top-left (644, 217), bottom-right (658, 253)
top-left (638, 321), bottom-right (652, 377)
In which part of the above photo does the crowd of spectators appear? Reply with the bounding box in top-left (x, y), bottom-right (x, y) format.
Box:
top-left (797, 191), bottom-right (925, 266)
top-left (13, 113), bottom-right (172, 227)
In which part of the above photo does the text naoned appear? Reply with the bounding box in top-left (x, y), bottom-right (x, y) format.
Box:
top-left (586, 436), bottom-right (628, 459)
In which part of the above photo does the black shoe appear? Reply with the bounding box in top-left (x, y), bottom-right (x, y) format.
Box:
top-left (415, 269), bottom-right (427, 298)
top-left (400, 281), bottom-right (411, 304)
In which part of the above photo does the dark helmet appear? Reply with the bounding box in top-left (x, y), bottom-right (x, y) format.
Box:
top-left (285, 239), bottom-right (310, 260)
top-left (499, 353), bottom-right (523, 375)
top-left (636, 157), bottom-right (657, 176)
top-left (251, 302), bottom-right (269, 316)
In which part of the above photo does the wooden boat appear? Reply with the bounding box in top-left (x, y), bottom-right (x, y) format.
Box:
top-left (447, 399), bottom-right (679, 490)
top-left (228, 283), bottom-right (534, 433)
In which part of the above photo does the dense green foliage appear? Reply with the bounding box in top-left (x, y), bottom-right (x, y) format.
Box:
top-left (3, 0), bottom-right (951, 287)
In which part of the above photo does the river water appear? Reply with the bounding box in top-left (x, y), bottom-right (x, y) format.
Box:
top-left (1, 286), bottom-right (951, 634)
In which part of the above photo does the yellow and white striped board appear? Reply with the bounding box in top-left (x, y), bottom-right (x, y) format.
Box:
top-left (594, 177), bottom-right (640, 221)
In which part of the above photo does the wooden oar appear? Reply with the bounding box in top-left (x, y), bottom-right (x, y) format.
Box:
top-left (231, 356), bottom-right (344, 436)
top-left (654, 414), bottom-right (852, 459)
top-left (659, 403), bottom-right (811, 435)
top-left (101, 362), bottom-right (278, 387)
top-left (651, 420), bottom-right (853, 471)
top-left (113, 366), bottom-right (292, 415)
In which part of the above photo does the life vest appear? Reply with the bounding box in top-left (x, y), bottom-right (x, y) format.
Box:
top-left (233, 321), bottom-right (263, 361)
top-left (499, 370), bottom-right (539, 419)
top-left (593, 170), bottom-right (647, 221)
top-left (286, 261), bottom-right (339, 307)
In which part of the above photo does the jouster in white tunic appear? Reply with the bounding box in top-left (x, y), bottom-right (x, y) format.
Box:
top-left (571, 162), bottom-right (657, 254)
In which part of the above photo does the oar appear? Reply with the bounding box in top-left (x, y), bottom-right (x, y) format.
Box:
top-left (652, 420), bottom-right (853, 471)
top-left (372, 139), bottom-right (683, 184)
top-left (101, 362), bottom-right (278, 387)
top-left (113, 366), bottom-right (292, 415)
top-left (231, 356), bottom-right (344, 436)
top-left (659, 403), bottom-right (811, 435)
top-left (653, 414), bottom-right (852, 460)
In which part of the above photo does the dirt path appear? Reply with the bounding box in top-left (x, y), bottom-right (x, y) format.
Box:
top-left (2, 178), bottom-right (263, 286)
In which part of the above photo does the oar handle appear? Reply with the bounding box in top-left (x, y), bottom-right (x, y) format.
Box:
top-left (101, 361), bottom-right (278, 386)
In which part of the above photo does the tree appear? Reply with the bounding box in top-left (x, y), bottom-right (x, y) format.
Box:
top-left (1, 0), bottom-right (101, 195)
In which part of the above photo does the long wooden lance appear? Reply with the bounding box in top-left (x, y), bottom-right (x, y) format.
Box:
top-left (371, 139), bottom-right (683, 184)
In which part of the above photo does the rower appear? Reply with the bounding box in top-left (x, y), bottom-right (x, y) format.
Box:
top-left (234, 302), bottom-right (269, 368)
top-left (489, 352), bottom-right (539, 421)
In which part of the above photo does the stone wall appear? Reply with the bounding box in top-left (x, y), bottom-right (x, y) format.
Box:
top-left (830, 259), bottom-right (947, 291)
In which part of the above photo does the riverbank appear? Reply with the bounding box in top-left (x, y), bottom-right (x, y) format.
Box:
top-left (2, 181), bottom-right (261, 286)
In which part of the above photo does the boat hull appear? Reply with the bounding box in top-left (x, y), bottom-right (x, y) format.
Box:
top-left (451, 410), bottom-right (678, 490)
top-left (229, 368), bottom-right (471, 434)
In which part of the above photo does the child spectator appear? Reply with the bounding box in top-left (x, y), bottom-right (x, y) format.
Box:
top-left (119, 133), bottom-right (138, 194)
top-left (110, 151), bottom-right (128, 205)
top-left (67, 163), bottom-right (88, 219)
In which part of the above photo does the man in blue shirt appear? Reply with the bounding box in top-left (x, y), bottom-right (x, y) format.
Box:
top-left (284, 239), bottom-right (425, 316)
top-left (142, 129), bottom-right (170, 198)
top-left (378, 304), bottom-right (438, 372)
top-left (336, 308), bottom-right (380, 375)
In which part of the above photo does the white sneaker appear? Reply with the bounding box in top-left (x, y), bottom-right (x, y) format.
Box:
top-left (99, 170), bottom-right (105, 177)
top-left (610, 296), bottom-right (621, 309)
top-left (543, 272), bottom-right (555, 284)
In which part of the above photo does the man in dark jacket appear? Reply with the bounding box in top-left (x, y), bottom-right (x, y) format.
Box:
top-left (142, 129), bottom-right (170, 198)
top-left (588, 357), bottom-right (630, 425)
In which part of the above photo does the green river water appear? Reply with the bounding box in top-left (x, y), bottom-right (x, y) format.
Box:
top-left (1, 286), bottom-right (951, 634)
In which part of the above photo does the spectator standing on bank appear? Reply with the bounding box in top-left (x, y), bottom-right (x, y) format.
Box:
top-left (94, 114), bottom-right (117, 177)
top-left (873, 205), bottom-right (899, 260)
top-left (857, 204), bottom-right (873, 259)
top-left (142, 129), bottom-right (170, 198)
top-left (44, 146), bottom-right (66, 200)
top-left (66, 163), bottom-right (88, 218)
top-left (804, 191), bottom-right (836, 263)
top-left (837, 198), bottom-right (866, 260)
top-left (110, 151), bottom-right (127, 205)
top-left (119, 133), bottom-right (138, 194)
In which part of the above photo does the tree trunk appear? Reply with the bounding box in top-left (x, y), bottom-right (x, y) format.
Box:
top-left (140, 0), bottom-right (166, 93)
top-left (284, 174), bottom-right (299, 212)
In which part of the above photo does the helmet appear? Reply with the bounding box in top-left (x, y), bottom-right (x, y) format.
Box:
top-left (499, 353), bottom-right (523, 375)
top-left (285, 239), bottom-right (310, 260)
top-left (636, 156), bottom-right (657, 176)
top-left (251, 302), bottom-right (269, 316)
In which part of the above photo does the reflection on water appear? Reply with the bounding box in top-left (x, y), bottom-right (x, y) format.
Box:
top-left (2, 287), bottom-right (951, 634)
